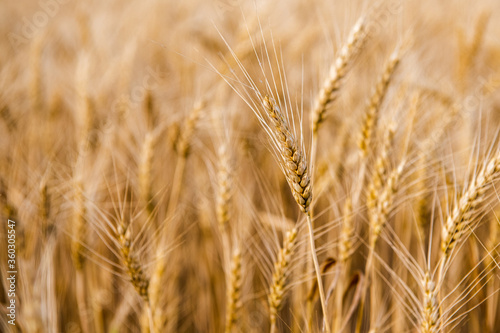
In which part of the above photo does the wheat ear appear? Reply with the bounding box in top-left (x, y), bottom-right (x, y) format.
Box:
top-left (420, 272), bottom-right (440, 333)
top-left (339, 197), bottom-right (355, 264)
top-left (174, 100), bottom-right (204, 158)
top-left (116, 219), bottom-right (150, 301)
top-left (269, 228), bottom-right (297, 333)
top-left (138, 131), bottom-right (156, 213)
top-left (225, 248), bottom-right (242, 333)
top-left (263, 96), bottom-right (312, 213)
top-left (367, 124), bottom-right (395, 212)
top-left (167, 100), bottom-right (205, 215)
top-left (439, 152), bottom-right (500, 278)
top-left (216, 144), bottom-right (233, 233)
top-left (116, 218), bottom-right (156, 332)
top-left (369, 159), bottom-right (404, 247)
top-left (312, 16), bottom-right (367, 135)
top-left (358, 49), bottom-right (401, 156)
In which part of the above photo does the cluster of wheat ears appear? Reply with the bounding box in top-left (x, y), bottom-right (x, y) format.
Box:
top-left (1, 0), bottom-right (500, 332)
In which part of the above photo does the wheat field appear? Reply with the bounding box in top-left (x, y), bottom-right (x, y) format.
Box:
top-left (1, 0), bottom-right (500, 332)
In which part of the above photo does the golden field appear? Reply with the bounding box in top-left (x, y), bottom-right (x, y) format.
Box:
top-left (1, 0), bottom-right (500, 332)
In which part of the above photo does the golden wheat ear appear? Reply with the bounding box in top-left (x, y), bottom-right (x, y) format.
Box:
top-left (263, 96), bottom-right (312, 213)
top-left (439, 151), bottom-right (500, 277)
top-left (358, 47), bottom-right (401, 157)
top-left (312, 15), bottom-right (368, 136)
top-left (420, 272), bottom-right (440, 333)
top-left (269, 228), bottom-right (297, 333)
top-left (225, 247), bottom-right (242, 333)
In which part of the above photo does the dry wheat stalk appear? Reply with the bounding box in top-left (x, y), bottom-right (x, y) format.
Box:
top-left (312, 16), bottom-right (367, 135)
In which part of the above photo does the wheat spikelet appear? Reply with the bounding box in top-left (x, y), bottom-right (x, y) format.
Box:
top-left (420, 272), bottom-right (439, 333)
top-left (269, 228), bottom-right (297, 332)
top-left (263, 96), bottom-right (312, 213)
top-left (312, 16), bottom-right (367, 135)
top-left (358, 49), bottom-right (401, 156)
top-left (225, 248), bottom-right (242, 333)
